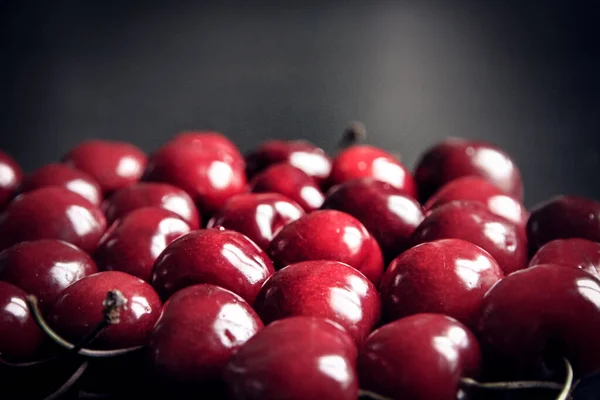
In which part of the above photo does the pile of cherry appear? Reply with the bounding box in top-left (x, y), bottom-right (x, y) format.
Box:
top-left (0, 127), bottom-right (599, 400)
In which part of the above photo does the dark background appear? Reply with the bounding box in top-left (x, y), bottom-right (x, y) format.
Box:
top-left (1, 0), bottom-right (599, 208)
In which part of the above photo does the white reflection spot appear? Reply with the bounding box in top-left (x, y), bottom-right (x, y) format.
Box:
top-left (388, 195), bottom-right (422, 225)
top-left (576, 278), bottom-right (600, 308)
top-left (255, 204), bottom-right (275, 239)
top-left (213, 303), bottom-right (257, 348)
top-left (65, 179), bottom-right (100, 205)
top-left (162, 195), bottom-right (192, 221)
top-left (289, 152), bottom-right (331, 176)
top-left (0, 164), bottom-right (17, 187)
top-left (66, 205), bottom-right (98, 237)
top-left (5, 296), bottom-right (27, 319)
top-left (49, 261), bottom-right (88, 287)
top-left (483, 221), bottom-right (515, 252)
top-left (130, 295), bottom-right (152, 319)
top-left (488, 195), bottom-right (522, 225)
top-left (300, 186), bottom-right (325, 209)
top-left (454, 254), bottom-right (493, 290)
top-left (342, 226), bottom-right (363, 255)
top-left (372, 157), bottom-right (404, 188)
top-left (221, 243), bottom-right (266, 284)
top-left (473, 148), bottom-right (512, 180)
top-left (116, 156), bottom-right (142, 178)
top-left (208, 161), bottom-right (233, 190)
top-left (329, 287), bottom-right (362, 322)
top-left (318, 355), bottom-right (352, 386)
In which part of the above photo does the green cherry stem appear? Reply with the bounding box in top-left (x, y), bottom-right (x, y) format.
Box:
top-left (43, 361), bottom-right (89, 400)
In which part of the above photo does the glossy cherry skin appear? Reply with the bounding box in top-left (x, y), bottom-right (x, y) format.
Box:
top-left (103, 182), bottom-right (200, 229)
top-left (254, 260), bottom-right (381, 345)
top-left (414, 138), bottom-right (524, 202)
top-left (529, 239), bottom-right (600, 278)
top-left (0, 281), bottom-right (44, 360)
top-left (224, 316), bottom-right (358, 400)
top-left (0, 187), bottom-right (107, 253)
top-left (207, 193), bottom-right (304, 251)
top-left (527, 195), bottom-right (600, 254)
top-left (424, 176), bottom-right (528, 228)
top-left (328, 145), bottom-right (417, 197)
top-left (268, 210), bottom-right (384, 285)
top-left (62, 139), bottom-right (147, 195)
top-left (477, 264), bottom-right (600, 380)
top-left (151, 229), bottom-right (274, 304)
top-left (168, 131), bottom-right (243, 160)
top-left (410, 201), bottom-right (528, 275)
top-left (245, 140), bottom-right (332, 188)
top-left (250, 164), bottom-right (325, 212)
top-left (358, 313), bottom-right (481, 400)
top-left (95, 207), bottom-right (191, 282)
top-left (0, 150), bottom-right (23, 209)
top-left (380, 239), bottom-right (504, 328)
top-left (48, 271), bottom-right (162, 349)
top-left (0, 239), bottom-right (97, 310)
top-left (322, 178), bottom-right (424, 262)
top-left (148, 284), bottom-right (263, 387)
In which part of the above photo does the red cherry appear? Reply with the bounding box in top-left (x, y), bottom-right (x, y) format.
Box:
top-left (328, 145), bottom-right (417, 197)
top-left (529, 239), bottom-right (600, 278)
top-left (254, 260), bottom-right (381, 345)
top-left (95, 207), bottom-right (191, 282)
top-left (207, 193), bottom-right (304, 251)
top-left (62, 139), bottom-right (147, 195)
top-left (476, 264), bottom-right (600, 380)
top-left (527, 195), bottom-right (600, 254)
top-left (358, 313), bottom-right (481, 400)
top-left (151, 229), bottom-right (274, 304)
top-left (224, 317), bottom-right (358, 400)
top-left (322, 178), bottom-right (424, 262)
top-left (245, 140), bottom-right (332, 187)
top-left (0, 239), bottom-right (97, 310)
top-left (48, 271), bottom-right (162, 349)
top-left (268, 210), bottom-right (384, 285)
top-left (0, 187), bottom-right (107, 253)
top-left (103, 182), bottom-right (200, 229)
top-left (19, 163), bottom-right (103, 206)
top-left (250, 164), bottom-right (325, 212)
top-left (0, 150), bottom-right (23, 209)
top-left (414, 138), bottom-right (523, 202)
top-left (148, 284), bottom-right (263, 387)
top-left (410, 201), bottom-right (528, 275)
top-left (424, 176), bottom-right (528, 228)
top-left (0, 281), bottom-right (44, 361)
top-left (168, 131), bottom-right (242, 159)
top-left (380, 239), bottom-right (504, 328)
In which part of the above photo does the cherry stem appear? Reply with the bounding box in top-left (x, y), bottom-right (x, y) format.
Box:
top-left (338, 121), bottom-right (367, 148)
top-left (43, 361), bottom-right (89, 400)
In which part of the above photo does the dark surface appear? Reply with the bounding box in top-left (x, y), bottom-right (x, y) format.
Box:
top-left (1, 0), bottom-right (599, 208)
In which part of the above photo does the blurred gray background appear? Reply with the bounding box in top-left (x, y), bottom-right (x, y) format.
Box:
top-left (1, 0), bottom-right (599, 207)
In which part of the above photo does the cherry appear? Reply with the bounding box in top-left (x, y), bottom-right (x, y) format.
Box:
top-left (358, 313), bottom-right (481, 400)
top-left (268, 210), bottom-right (384, 285)
top-left (62, 139), bottom-right (147, 195)
top-left (328, 145), bottom-right (417, 197)
top-left (151, 229), bottom-right (274, 304)
top-left (410, 201), bottom-right (528, 275)
top-left (322, 178), bottom-right (424, 262)
top-left (168, 131), bottom-right (243, 159)
top-left (424, 176), bottom-right (528, 228)
top-left (414, 138), bottom-right (524, 202)
top-left (529, 238), bottom-right (600, 278)
top-left (245, 140), bottom-right (332, 188)
top-left (476, 264), bottom-right (600, 380)
top-left (103, 182), bottom-right (200, 229)
top-left (527, 195), bottom-right (600, 254)
top-left (148, 284), bottom-right (263, 388)
top-left (207, 192), bottom-right (304, 251)
top-left (224, 316), bottom-right (358, 400)
top-left (250, 164), bottom-right (325, 212)
top-left (380, 239), bottom-right (504, 328)
top-left (0, 150), bottom-right (23, 210)
top-left (0, 187), bottom-right (107, 254)
top-left (95, 207), bottom-right (191, 282)
top-left (254, 260), bottom-right (381, 345)
top-left (48, 271), bottom-right (162, 349)
top-left (0, 239), bottom-right (97, 311)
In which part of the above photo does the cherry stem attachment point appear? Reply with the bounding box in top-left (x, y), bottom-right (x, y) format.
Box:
top-left (339, 121), bottom-right (367, 148)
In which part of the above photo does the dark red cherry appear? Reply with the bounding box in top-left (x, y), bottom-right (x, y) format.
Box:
top-left (95, 207), bottom-right (191, 282)
top-left (0, 281), bottom-right (44, 360)
top-left (527, 195), bottom-right (600, 254)
top-left (207, 193), bottom-right (304, 251)
top-left (254, 260), bottom-right (381, 345)
top-left (0, 150), bottom-right (23, 210)
top-left (151, 229), bottom-right (274, 304)
top-left (103, 182), bottom-right (200, 229)
top-left (0, 187), bottom-right (107, 253)
top-left (0, 239), bottom-right (97, 310)
top-left (328, 145), bottom-right (417, 197)
top-left (410, 201), bottom-right (528, 275)
top-left (148, 284), bottom-right (263, 387)
top-left (168, 131), bottom-right (243, 159)
top-left (358, 313), bottom-right (481, 400)
top-left (62, 139), bottom-right (147, 195)
top-left (529, 238), bottom-right (600, 278)
top-left (414, 138), bottom-right (523, 202)
top-left (48, 271), bottom-right (162, 349)
top-left (380, 239), bottom-right (503, 328)
top-left (224, 316), bottom-right (358, 400)
top-left (424, 176), bottom-right (528, 228)
top-left (250, 164), bottom-right (325, 212)
top-left (322, 178), bottom-right (424, 262)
